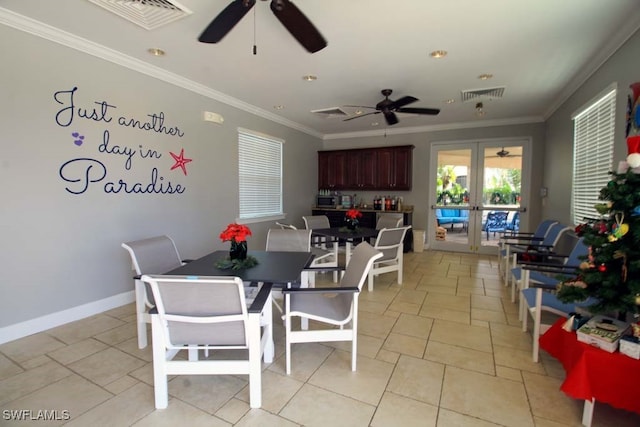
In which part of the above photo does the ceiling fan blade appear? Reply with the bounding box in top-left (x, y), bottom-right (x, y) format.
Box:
top-left (198, 0), bottom-right (256, 43)
top-left (343, 111), bottom-right (380, 121)
top-left (389, 96), bottom-right (418, 109)
top-left (383, 111), bottom-right (399, 126)
top-left (397, 107), bottom-right (441, 115)
top-left (343, 105), bottom-right (376, 109)
top-left (270, 0), bottom-right (327, 53)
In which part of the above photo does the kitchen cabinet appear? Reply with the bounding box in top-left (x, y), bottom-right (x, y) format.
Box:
top-left (318, 145), bottom-right (413, 191)
top-left (346, 149), bottom-right (377, 189)
top-left (318, 150), bottom-right (347, 190)
top-left (376, 146), bottom-right (413, 190)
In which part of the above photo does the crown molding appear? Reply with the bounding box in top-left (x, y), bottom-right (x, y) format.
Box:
top-left (0, 7), bottom-right (324, 140)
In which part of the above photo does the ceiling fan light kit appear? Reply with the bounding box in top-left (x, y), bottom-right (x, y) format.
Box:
top-left (198, 0), bottom-right (327, 53)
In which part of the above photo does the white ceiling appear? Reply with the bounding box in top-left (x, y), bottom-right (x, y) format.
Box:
top-left (3, 0), bottom-right (640, 139)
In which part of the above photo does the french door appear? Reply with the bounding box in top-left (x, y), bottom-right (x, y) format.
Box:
top-left (428, 138), bottom-right (530, 254)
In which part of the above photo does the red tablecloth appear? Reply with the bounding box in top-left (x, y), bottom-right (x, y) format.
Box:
top-left (539, 318), bottom-right (640, 414)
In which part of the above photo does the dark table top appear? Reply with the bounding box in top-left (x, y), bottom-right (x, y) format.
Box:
top-left (164, 250), bottom-right (314, 286)
top-left (312, 227), bottom-right (379, 241)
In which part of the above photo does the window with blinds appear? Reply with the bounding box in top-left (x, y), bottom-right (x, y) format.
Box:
top-left (571, 85), bottom-right (616, 224)
top-left (238, 128), bottom-right (283, 221)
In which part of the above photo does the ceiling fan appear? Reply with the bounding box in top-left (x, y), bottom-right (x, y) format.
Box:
top-left (198, 0), bottom-right (327, 54)
top-left (490, 147), bottom-right (522, 158)
top-left (344, 89), bottom-right (440, 126)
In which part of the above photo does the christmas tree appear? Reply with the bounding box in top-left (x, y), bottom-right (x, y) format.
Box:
top-left (557, 82), bottom-right (640, 318)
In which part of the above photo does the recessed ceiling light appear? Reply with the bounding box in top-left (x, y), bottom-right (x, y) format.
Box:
top-left (444, 99), bottom-right (455, 104)
top-left (147, 48), bottom-right (165, 56)
top-left (274, 105), bottom-right (284, 110)
top-left (430, 50), bottom-right (447, 58)
top-left (371, 122), bottom-right (379, 126)
top-left (355, 110), bottom-right (363, 115)
top-left (478, 73), bottom-right (493, 80)
top-left (302, 75), bottom-right (317, 81)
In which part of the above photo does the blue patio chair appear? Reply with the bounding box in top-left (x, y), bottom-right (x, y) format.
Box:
top-left (483, 211), bottom-right (509, 239)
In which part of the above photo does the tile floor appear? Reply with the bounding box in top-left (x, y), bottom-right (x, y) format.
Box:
top-left (2, 250), bottom-right (640, 426)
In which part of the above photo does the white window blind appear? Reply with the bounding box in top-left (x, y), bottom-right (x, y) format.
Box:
top-left (238, 129), bottom-right (283, 220)
top-left (572, 86), bottom-right (616, 224)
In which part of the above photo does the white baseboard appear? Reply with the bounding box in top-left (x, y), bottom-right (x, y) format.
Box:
top-left (0, 291), bottom-right (135, 345)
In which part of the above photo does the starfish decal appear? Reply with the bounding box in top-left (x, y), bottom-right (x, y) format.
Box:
top-left (169, 148), bottom-right (192, 176)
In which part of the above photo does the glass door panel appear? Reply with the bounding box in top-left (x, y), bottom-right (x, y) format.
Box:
top-left (429, 140), bottom-right (527, 254)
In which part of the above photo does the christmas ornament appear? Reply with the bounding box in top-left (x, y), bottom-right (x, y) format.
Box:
top-left (607, 213), bottom-right (629, 242)
top-left (598, 264), bottom-right (607, 273)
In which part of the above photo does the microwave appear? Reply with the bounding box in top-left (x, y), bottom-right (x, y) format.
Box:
top-left (317, 194), bottom-right (338, 208)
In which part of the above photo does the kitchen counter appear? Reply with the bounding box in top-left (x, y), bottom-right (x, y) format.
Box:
top-left (313, 206), bottom-right (413, 213)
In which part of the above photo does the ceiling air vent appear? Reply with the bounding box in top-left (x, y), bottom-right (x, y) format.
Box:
top-left (311, 107), bottom-right (349, 118)
top-left (87, 0), bottom-right (192, 31)
top-left (461, 86), bottom-right (506, 103)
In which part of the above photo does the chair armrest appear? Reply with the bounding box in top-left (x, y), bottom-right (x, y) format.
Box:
top-left (282, 286), bottom-right (359, 294)
top-left (520, 262), bottom-right (578, 273)
top-left (303, 266), bottom-right (345, 273)
top-left (248, 283), bottom-right (273, 313)
top-left (527, 281), bottom-right (560, 291)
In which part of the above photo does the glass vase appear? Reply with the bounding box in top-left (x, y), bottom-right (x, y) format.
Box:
top-left (230, 240), bottom-right (248, 261)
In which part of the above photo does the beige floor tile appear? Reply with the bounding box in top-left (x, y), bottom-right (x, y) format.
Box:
top-left (441, 366), bottom-right (534, 427)
top-left (235, 408), bottom-right (299, 427)
top-left (383, 333), bottom-right (426, 358)
top-left (309, 350), bottom-right (393, 406)
top-left (280, 383), bottom-right (375, 427)
top-left (419, 306), bottom-right (470, 324)
top-left (495, 365), bottom-right (523, 382)
top-left (423, 293), bottom-right (470, 312)
top-left (394, 289), bottom-right (427, 304)
top-left (133, 398), bottom-right (230, 427)
top-left (424, 341), bottom-right (495, 375)
top-left (386, 300), bottom-right (421, 315)
top-left (358, 311), bottom-right (397, 339)
top-left (329, 332), bottom-right (384, 359)
top-left (3, 374), bottom-right (112, 425)
top-left (236, 369), bottom-right (303, 413)
top-left (387, 355), bottom-right (444, 406)
top-left (267, 342), bottom-right (332, 382)
top-left (0, 361), bottom-right (71, 405)
top-left (166, 374), bottom-right (247, 414)
top-left (493, 345), bottom-right (546, 374)
top-left (490, 323), bottom-right (533, 352)
top-left (64, 382), bottom-right (154, 426)
top-left (0, 352), bottom-right (23, 380)
top-left (522, 371), bottom-right (583, 425)
top-left (471, 294), bottom-right (505, 311)
top-left (0, 333), bottom-right (66, 363)
top-left (472, 308), bottom-right (507, 323)
top-left (358, 299), bottom-right (388, 315)
top-left (391, 313), bottom-right (433, 339)
top-left (415, 284), bottom-right (457, 295)
top-left (93, 322), bottom-right (138, 346)
top-left (47, 338), bottom-right (108, 365)
top-left (215, 397), bottom-right (250, 424)
top-left (47, 314), bottom-right (126, 345)
top-left (429, 319), bottom-right (493, 353)
top-left (115, 337), bottom-right (154, 362)
top-left (68, 347), bottom-right (146, 386)
top-left (436, 408), bottom-right (503, 427)
top-left (371, 391), bottom-right (438, 427)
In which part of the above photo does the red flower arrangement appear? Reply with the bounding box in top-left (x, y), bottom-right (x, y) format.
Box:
top-left (345, 209), bottom-right (363, 220)
top-left (219, 223), bottom-right (252, 243)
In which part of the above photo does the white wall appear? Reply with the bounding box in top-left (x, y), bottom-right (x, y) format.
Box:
top-left (0, 25), bottom-right (322, 342)
top-left (543, 30), bottom-right (640, 224)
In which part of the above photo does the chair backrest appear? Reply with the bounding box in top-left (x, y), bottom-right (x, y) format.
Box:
top-left (533, 219), bottom-right (559, 239)
top-left (122, 235), bottom-right (183, 276)
top-left (339, 242), bottom-right (383, 291)
top-left (373, 226), bottom-right (411, 260)
top-left (276, 222), bottom-right (297, 230)
top-left (266, 229), bottom-right (311, 252)
top-left (540, 223), bottom-right (572, 247)
top-left (144, 275), bottom-right (248, 348)
top-left (376, 213), bottom-right (403, 230)
top-left (564, 236), bottom-right (588, 266)
top-left (302, 215), bottom-right (330, 230)
top-left (485, 211), bottom-right (509, 230)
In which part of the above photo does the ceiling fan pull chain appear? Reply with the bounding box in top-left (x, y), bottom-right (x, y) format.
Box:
top-left (253, 5), bottom-right (257, 55)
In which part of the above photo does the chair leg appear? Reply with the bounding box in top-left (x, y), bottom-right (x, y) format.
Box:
top-left (532, 288), bottom-right (543, 363)
top-left (351, 301), bottom-right (358, 371)
top-left (285, 294), bottom-right (292, 375)
top-left (397, 254), bottom-right (403, 285)
top-left (151, 314), bottom-right (168, 409)
top-left (135, 280), bottom-right (148, 349)
top-left (247, 312), bottom-right (262, 408)
top-left (368, 270), bottom-right (374, 291)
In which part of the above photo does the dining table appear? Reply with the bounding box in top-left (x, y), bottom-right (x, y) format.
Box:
top-left (163, 249), bottom-right (315, 363)
top-left (311, 227), bottom-right (379, 266)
